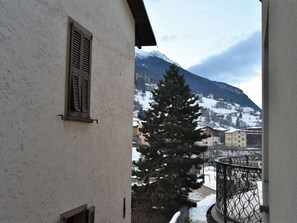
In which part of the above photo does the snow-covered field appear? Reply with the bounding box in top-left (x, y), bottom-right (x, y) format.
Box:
top-left (134, 90), bottom-right (152, 111)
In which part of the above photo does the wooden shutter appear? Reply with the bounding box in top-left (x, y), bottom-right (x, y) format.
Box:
top-left (67, 20), bottom-right (92, 121)
top-left (72, 74), bottom-right (80, 112)
top-left (87, 206), bottom-right (95, 223)
top-left (81, 35), bottom-right (92, 118)
top-left (69, 26), bottom-right (82, 114)
top-left (81, 78), bottom-right (89, 112)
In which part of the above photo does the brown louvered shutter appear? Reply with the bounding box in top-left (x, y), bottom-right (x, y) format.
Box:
top-left (69, 26), bottom-right (82, 115)
top-left (87, 206), bottom-right (95, 223)
top-left (72, 74), bottom-right (80, 112)
top-left (81, 35), bottom-right (92, 118)
top-left (67, 20), bottom-right (92, 121)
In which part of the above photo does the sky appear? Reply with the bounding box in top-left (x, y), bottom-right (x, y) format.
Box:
top-left (142, 0), bottom-right (262, 108)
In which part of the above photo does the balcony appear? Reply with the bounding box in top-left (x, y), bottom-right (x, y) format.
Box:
top-left (206, 154), bottom-right (262, 223)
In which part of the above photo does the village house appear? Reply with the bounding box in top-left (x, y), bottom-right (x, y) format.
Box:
top-left (196, 126), bottom-right (223, 147)
top-left (246, 126), bottom-right (262, 148)
top-left (0, 0), bottom-right (155, 222)
top-left (133, 118), bottom-right (140, 140)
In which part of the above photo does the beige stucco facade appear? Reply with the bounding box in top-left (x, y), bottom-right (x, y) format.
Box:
top-left (0, 1), bottom-right (137, 222)
top-left (224, 130), bottom-right (246, 147)
top-left (261, 0), bottom-right (297, 222)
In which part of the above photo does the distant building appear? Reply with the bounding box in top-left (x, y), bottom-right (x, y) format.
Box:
top-left (214, 127), bottom-right (228, 146)
top-left (197, 126), bottom-right (223, 146)
top-left (225, 129), bottom-right (246, 148)
top-left (137, 122), bottom-right (149, 146)
top-left (133, 110), bottom-right (139, 118)
top-left (132, 119), bottom-right (149, 146)
top-left (133, 118), bottom-right (140, 145)
top-left (246, 127), bottom-right (262, 148)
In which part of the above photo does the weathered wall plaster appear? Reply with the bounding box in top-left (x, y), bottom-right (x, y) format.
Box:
top-left (0, 1), bottom-right (134, 222)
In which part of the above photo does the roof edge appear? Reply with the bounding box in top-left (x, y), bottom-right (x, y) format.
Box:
top-left (127, 0), bottom-right (157, 48)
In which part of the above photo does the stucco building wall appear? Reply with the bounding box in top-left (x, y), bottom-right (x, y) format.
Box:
top-left (0, 1), bottom-right (134, 222)
top-left (225, 131), bottom-right (246, 147)
top-left (262, 0), bottom-right (297, 222)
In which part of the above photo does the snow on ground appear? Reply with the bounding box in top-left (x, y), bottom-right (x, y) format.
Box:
top-left (132, 147), bottom-right (140, 161)
top-left (188, 166), bottom-right (217, 222)
top-left (242, 112), bottom-right (260, 124)
top-left (134, 90), bottom-right (152, 110)
top-left (242, 107), bottom-right (254, 112)
top-left (189, 194), bottom-right (216, 222)
top-left (212, 107), bottom-right (235, 114)
top-left (188, 191), bottom-right (205, 202)
top-left (203, 166), bottom-right (216, 190)
top-left (199, 97), bottom-right (217, 108)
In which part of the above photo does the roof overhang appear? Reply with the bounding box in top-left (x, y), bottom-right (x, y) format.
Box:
top-left (127, 0), bottom-right (157, 49)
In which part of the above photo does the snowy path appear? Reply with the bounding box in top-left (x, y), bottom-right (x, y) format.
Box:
top-left (189, 194), bottom-right (216, 222)
top-left (188, 167), bottom-right (216, 223)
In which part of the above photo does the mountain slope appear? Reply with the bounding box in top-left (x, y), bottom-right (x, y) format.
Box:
top-left (135, 49), bottom-right (260, 111)
top-left (134, 89), bottom-right (262, 128)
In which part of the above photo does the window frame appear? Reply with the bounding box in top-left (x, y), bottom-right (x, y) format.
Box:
top-left (60, 204), bottom-right (95, 223)
top-left (60, 204), bottom-right (87, 223)
top-left (65, 18), bottom-right (93, 123)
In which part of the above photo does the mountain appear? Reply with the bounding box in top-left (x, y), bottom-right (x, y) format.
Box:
top-left (135, 49), bottom-right (261, 111)
top-left (134, 89), bottom-right (262, 129)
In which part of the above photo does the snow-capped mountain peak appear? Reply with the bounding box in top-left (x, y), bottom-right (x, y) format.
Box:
top-left (135, 48), bottom-right (179, 66)
top-left (134, 48), bottom-right (261, 112)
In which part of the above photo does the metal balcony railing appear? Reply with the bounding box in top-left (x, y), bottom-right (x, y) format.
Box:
top-left (214, 154), bottom-right (262, 223)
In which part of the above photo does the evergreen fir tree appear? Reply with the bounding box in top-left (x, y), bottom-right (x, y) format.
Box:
top-left (132, 64), bottom-right (207, 214)
top-left (236, 117), bottom-right (241, 128)
top-left (239, 112), bottom-right (243, 118)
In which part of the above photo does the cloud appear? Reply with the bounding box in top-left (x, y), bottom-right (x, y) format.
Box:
top-left (161, 34), bottom-right (179, 42)
top-left (161, 34), bottom-right (193, 42)
top-left (188, 30), bottom-right (261, 84)
top-left (182, 34), bottom-right (193, 39)
top-left (235, 74), bottom-right (262, 108)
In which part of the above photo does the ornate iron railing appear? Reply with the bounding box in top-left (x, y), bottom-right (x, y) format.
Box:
top-left (215, 154), bottom-right (262, 223)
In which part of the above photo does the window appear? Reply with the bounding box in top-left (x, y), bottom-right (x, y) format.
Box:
top-left (60, 204), bottom-right (95, 223)
top-left (66, 19), bottom-right (93, 122)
